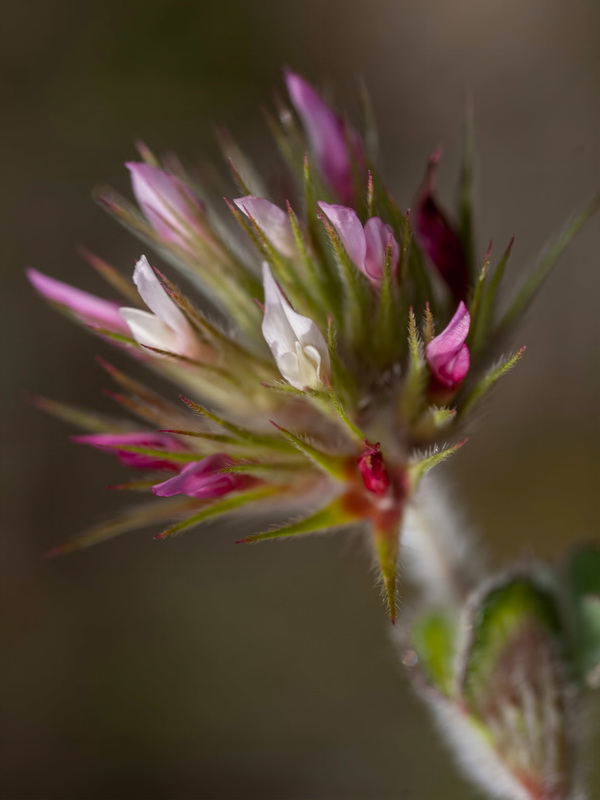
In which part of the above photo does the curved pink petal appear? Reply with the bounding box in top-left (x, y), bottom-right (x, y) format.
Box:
top-left (363, 217), bottom-right (399, 283)
top-left (73, 432), bottom-right (185, 470)
top-left (285, 71), bottom-right (361, 204)
top-left (318, 202), bottom-right (366, 270)
top-left (27, 269), bottom-right (128, 333)
top-left (152, 453), bottom-right (250, 499)
top-left (426, 302), bottom-right (471, 387)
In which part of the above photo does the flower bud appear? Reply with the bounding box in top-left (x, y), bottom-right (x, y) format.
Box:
top-left (319, 203), bottom-right (399, 286)
top-left (73, 432), bottom-right (185, 470)
top-left (27, 269), bottom-right (128, 333)
top-left (425, 301), bottom-right (470, 391)
top-left (358, 442), bottom-right (391, 496)
top-left (127, 162), bottom-right (206, 251)
top-left (261, 263), bottom-right (330, 390)
top-left (415, 148), bottom-right (469, 303)
top-left (233, 196), bottom-right (296, 259)
top-left (152, 453), bottom-right (253, 499)
top-left (119, 256), bottom-right (201, 359)
top-left (285, 71), bottom-right (362, 205)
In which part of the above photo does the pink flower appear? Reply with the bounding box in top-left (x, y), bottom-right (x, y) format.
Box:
top-left (425, 301), bottom-right (471, 389)
top-left (127, 162), bottom-right (206, 251)
top-left (358, 442), bottom-right (391, 497)
top-left (414, 148), bottom-right (469, 303)
top-left (318, 203), bottom-right (399, 285)
top-left (152, 453), bottom-right (253, 499)
top-left (233, 196), bottom-right (296, 258)
top-left (72, 432), bottom-right (185, 470)
top-left (27, 269), bottom-right (129, 333)
top-left (285, 71), bottom-right (362, 205)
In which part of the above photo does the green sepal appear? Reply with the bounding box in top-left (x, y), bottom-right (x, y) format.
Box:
top-left (460, 347), bottom-right (526, 416)
top-left (236, 497), bottom-right (353, 544)
top-left (45, 496), bottom-right (198, 555)
top-left (408, 439), bottom-right (467, 488)
top-left (155, 485), bottom-right (280, 540)
top-left (269, 422), bottom-right (348, 479)
top-left (29, 394), bottom-right (130, 434)
top-left (501, 193), bottom-right (600, 331)
top-left (458, 99), bottom-right (476, 278)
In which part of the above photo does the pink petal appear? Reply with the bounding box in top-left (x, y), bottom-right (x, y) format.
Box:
top-left (27, 269), bottom-right (128, 332)
top-left (233, 196), bottom-right (296, 258)
top-left (73, 432), bottom-right (185, 470)
top-left (363, 217), bottom-right (399, 283)
top-left (426, 302), bottom-right (471, 387)
top-left (318, 202), bottom-right (366, 270)
top-left (414, 150), bottom-right (469, 302)
top-left (152, 453), bottom-right (249, 499)
top-left (285, 71), bottom-right (361, 204)
top-left (127, 162), bottom-right (205, 248)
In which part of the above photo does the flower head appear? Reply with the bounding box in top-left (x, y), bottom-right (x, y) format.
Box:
top-left (261, 263), bottom-right (330, 390)
top-left (119, 255), bottom-right (200, 358)
top-left (319, 203), bottom-right (399, 285)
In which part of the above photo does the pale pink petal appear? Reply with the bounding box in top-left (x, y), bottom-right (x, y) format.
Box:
top-left (318, 202), bottom-right (366, 271)
top-left (127, 162), bottom-right (205, 247)
top-left (234, 196), bottom-right (296, 259)
top-left (363, 218), bottom-right (400, 283)
top-left (27, 269), bottom-right (128, 332)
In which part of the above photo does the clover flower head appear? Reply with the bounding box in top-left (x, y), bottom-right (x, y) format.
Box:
top-left (30, 68), bottom-right (593, 621)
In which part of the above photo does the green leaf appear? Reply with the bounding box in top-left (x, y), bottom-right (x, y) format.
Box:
top-left (460, 347), bottom-right (526, 416)
top-left (412, 609), bottom-right (458, 696)
top-left (458, 99), bottom-right (476, 277)
top-left (408, 439), bottom-right (467, 487)
top-left (460, 575), bottom-right (563, 708)
top-left (236, 498), bottom-right (352, 544)
top-left (567, 545), bottom-right (600, 688)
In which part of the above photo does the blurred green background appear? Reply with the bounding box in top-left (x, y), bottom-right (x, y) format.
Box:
top-left (1, 1), bottom-right (598, 798)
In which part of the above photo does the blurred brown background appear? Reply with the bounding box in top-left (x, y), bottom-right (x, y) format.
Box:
top-left (1, 1), bottom-right (599, 798)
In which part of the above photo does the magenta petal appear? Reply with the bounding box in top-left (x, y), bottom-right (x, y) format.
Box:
top-left (27, 269), bottom-right (128, 332)
top-left (414, 152), bottom-right (469, 302)
top-left (127, 162), bottom-right (205, 248)
top-left (285, 71), bottom-right (360, 204)
top-left (152, 453), bottom-right (244, 499)
top-left (363, 217), bottom-right (399, 283)
top-left (318, 202), bottom-right (366, 270)
top-left (426, 302), bottom-right (471, 387)
top-left (73, 432), bottom-right (185, 470)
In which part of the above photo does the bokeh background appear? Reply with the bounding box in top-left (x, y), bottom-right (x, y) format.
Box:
top-left (1, 1), bottom-right (599, 798)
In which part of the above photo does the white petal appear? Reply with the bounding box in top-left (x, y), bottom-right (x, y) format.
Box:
top-left (119, 307), bottom-right (180, 353)
top-left (132, 256), bottom-right (192, 342)
top-left (261, 263), bottom-right (330, 389)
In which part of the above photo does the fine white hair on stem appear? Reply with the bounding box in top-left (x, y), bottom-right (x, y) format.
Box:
top-left (401, 473), bottom-right (484, 604)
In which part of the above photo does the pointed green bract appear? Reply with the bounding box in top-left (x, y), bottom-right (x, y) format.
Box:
top-left (460, 347), bottom-right (526, 415)
top-left (236, 498), bottom-right (352, 544)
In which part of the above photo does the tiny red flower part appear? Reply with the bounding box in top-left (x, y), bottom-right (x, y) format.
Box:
top-left (358, 443), bottom-right (391, 497)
